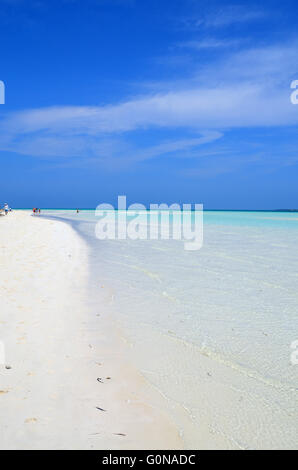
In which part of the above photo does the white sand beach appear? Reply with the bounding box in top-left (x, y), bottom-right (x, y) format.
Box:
top-left (0, 211), bottom-right (183, 450)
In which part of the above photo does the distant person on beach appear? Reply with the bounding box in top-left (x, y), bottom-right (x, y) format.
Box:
top-left (4, 204), bottom-right (9, 215)
top-left (76, 209), bottom-right (79, 213)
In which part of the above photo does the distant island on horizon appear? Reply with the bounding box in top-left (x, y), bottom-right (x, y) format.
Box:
top-left (275, 209), bottom-right (298, 212)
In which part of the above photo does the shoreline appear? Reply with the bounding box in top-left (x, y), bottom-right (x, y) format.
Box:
top-left (0, 211), bottom-right (183, 450)
top-left (41, 209), bottom-right (298, 450)
top-left (2, 210), bottom-right (297, 450)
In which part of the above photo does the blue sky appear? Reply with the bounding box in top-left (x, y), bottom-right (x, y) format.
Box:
top-left (0, 0), bottom-right (298, 209)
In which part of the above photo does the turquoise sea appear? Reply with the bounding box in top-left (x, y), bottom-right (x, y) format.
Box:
top-left (40, 209), bottom-right (298, 449)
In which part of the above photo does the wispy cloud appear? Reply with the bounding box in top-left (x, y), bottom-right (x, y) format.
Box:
top-left (202, 6), bottom-right (266, 28)
top-left (0, 42), bottom-right (297, 168)
top-left (182, 5), bottom-right (267, 30)
top-left (177, 38), bottom-right (241, 50)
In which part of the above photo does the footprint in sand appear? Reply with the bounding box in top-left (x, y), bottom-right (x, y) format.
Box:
top-left (25, 418), bottom-right (37, 424)
top-left (0, 390), bottom-right (9, 395)
top-left (17, 336), bottom-right (26, 344)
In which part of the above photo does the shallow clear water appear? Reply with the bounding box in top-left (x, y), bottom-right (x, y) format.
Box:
top-left (41, 209), bottom-right (298, 449)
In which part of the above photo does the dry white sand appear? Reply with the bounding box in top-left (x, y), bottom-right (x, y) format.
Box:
top-left (0, 211), bottom-right (183, 450)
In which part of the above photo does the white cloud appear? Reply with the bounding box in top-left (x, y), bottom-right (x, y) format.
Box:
top-left (177, 38), bottom-right (240, 50)
top-left (0, 42), bottom-right (297, 165)
top-left (192, 5), bottom-right (266, 29)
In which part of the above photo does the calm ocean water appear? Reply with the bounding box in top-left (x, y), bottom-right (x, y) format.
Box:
top-left (41, 210), bottom-right (298, 449)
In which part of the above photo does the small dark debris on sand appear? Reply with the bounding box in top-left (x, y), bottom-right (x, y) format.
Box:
top-left (113, 433), bottom-right (126, 437)
top-left (96, 406), bottom-right (106, 412)
top-left (97, 378), bottom-right (103, 383)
